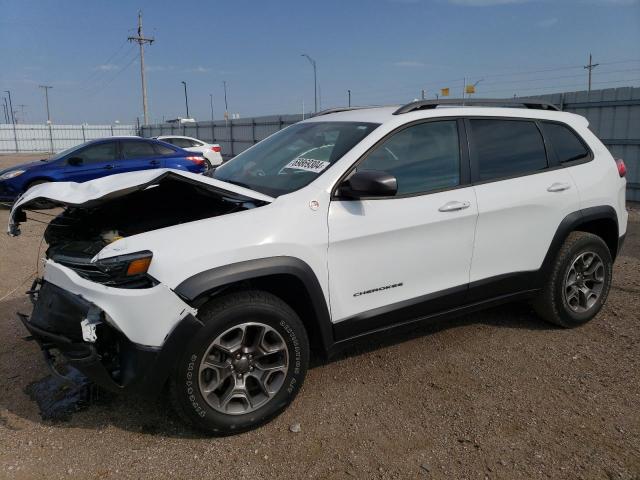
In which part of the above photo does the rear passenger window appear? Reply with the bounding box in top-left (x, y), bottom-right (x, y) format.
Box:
top-left (154, 143), bottom-right (176, 156)
top-left (469, 120), bottom-right (547, 181)
top-left (356, 120), bottom-right (460, 195)
top-left (541, 122), bottom-right (589, 163)
top-left (122, 141), bottom-right (157, 159)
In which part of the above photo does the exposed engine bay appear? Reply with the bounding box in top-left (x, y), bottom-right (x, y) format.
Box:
top-left (8, 171), bottom-right (270, 288)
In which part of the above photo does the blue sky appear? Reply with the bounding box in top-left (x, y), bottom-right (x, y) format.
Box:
top-left (1, 0), bottom-right (639, 124)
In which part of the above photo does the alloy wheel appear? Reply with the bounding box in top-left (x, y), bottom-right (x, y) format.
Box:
top-left (563, 251), bottom-right (605, 313)
top-left (198, 322), bottom-right (289, 415)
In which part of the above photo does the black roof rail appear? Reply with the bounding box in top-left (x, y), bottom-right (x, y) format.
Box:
top-left (311, 106), bottom-right (378, 117)
top-left (392, 98), bottom-right (560, 115)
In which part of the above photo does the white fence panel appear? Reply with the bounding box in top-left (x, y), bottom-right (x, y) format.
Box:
top-left (0, 124), bottom-right (138, 153)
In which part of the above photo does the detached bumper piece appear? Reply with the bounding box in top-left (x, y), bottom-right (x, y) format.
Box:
top-left (20, 280), bottom-right (160, 395)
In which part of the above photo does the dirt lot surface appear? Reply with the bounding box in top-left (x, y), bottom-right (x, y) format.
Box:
top-left (0, 153), bottom-right (639, 479)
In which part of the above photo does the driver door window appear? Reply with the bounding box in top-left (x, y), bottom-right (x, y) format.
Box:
top-left (64, 141), bottom-right (118, 182)
top-left (71, 142), bottom-right (117, 164)
top-left (356, 120), bottom-right (461, 195)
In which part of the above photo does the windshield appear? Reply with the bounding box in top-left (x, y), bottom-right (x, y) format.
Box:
top-left (49, 142), bottom-right (91, 161)
top-left (213, 121), bottom-right (379, 197)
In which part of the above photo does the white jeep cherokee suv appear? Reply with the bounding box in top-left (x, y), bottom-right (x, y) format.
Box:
top-left (10, 99), bottom-right (628, 435)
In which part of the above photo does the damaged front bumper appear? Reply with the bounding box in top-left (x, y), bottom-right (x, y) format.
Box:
top-left (19, 261), bottom-right (203, 396)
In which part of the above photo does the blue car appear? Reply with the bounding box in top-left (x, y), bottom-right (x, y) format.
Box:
top-left (0, 137), bottom-right (207, 203)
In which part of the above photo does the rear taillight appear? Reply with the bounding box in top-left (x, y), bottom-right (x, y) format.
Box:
top-left (211, 145), bottom-right (221, 153)
top-left (186, 156), bottom-right (205, 165)
top-left (615, 158), bottom-right (626, 177)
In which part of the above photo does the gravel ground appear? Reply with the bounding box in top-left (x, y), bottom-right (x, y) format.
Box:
top-left (0, 154), bottom-right (639, 479)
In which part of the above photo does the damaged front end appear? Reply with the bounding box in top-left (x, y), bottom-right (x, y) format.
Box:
top-left (10, 169), bottom-right (273, 395)
top-left (20, 278), bottom-right (204, 395)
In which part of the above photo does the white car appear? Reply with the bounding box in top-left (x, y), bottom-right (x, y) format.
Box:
top-left (155, 135), bottom-right (223, 167)
top-left (11, 99), bottom-right (628, 435)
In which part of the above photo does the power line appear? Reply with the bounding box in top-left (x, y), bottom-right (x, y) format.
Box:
top-left (478, 67), bottom-right (640, 88)
top-left (479, 76), bottom-right (640, 97)
top-left (327, 58), bottom-right (640, 101)
top-left (85, 52), bottom-right (138, 97)
top-left (75, 39), bottom-right (131, 90)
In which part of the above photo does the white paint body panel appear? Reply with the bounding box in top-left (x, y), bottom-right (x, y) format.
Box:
top-left (8, 168), bottom-right (273, 234)
top-left (470, 170), bottom-right (580, 282)
top-left (562, 124), bottom-right (628, 236)
top-left (328, 188), bottom-right (478, 322)
top-left (43, 259), bottom-right (197, 347)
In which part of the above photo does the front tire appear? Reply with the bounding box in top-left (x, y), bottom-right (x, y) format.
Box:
top-left (170, 290), bottom-right (309, 435)
top-left (533, 231), bottom-right (612, 327)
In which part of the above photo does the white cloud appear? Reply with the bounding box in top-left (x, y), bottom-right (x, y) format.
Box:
top-left (536, 17), bottom-right (558, 27)
top-left (393, 60), bottom-right (426, 67)
top-left (94, 64), bottom-right (118, 71)
top-left (187, 66), bottom-right (212, 73)
top-left (147, 65), bottom-right (175, 72)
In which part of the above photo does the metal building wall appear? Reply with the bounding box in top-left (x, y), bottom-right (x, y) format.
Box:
top-left (525, 87), bottom-right (640, 201)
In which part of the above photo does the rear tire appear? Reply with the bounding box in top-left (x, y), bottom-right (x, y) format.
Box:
top-left (533, 231), bottom-right (612, 327)
top-left (169, 290), bottom-right (309, 435)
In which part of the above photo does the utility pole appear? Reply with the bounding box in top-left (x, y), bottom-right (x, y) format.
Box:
top-left (181, 81), bottom-right (189, 118)
top-left (16, 104), bottom-right (27, 123)
top-left (348, 89), bottom-right (351, 107)
top-left (4, 90), bottom-right (15, 125)
top-left (209, 94), bottom-right (214, 122)
top-left (301, 54), bottom-right (317, 113)
top-left (421, 89), bottom-right (425, 100)
top-left (584, 53), bottom-right (599, 93)
top-left (39, 85), bottom-right (53, 123)
top-left (128, 11), bottom-right (154, 125)
top-left (223, 80), bottom-right (229, 122)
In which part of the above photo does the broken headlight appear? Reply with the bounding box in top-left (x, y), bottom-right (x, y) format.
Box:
top-left (56, 250), bottom-right (156, 289)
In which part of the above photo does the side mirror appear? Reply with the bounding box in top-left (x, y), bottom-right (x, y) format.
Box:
top-left (67, 157), bottom-right (83, 166)
top-left (337, 170), bottom-right (397, 199)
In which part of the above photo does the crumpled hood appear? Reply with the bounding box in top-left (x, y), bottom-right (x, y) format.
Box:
top-left (8, 168), bottom-right (274, 236)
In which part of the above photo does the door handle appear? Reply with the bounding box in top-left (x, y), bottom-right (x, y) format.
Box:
top-left (438, 201), bottom-right (470, 212)
top-left (547, 182), bottom-right (571, 192)
top-left (150, 160), bottom-right (160, 166)
top-left (104, 164), bottom-right (115, 170)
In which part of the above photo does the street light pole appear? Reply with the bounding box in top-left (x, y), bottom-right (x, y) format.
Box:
top-left (209, 93), bottom-right (214, 122)
top-left (223, 80), bottom-right (229, 122)
top-left (348, 89), bottom-right (351, 107)
top-left (301, 54), bottom-right (317, 113)
top-left (4, 90), bottom-right (15, 125)
top-left (39, 85), bottom-right (53, 123)
top-left (181, 81), bottom-right (189, 118)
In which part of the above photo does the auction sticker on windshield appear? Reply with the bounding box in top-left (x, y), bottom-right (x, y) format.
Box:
top-left (283, 157), bottom-right (330, 173)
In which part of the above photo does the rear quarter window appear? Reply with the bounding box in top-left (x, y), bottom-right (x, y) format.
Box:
top-left (541, 121), bottom-right (590, 164)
